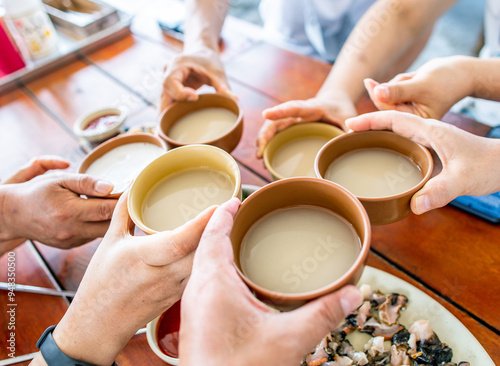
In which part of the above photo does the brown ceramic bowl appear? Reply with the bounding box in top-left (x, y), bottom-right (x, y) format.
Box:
top-left (158, 93), bottom-right (243, 153)
top-left (263, 122), bottom-right (344, 181)
top-left (78, 133), bottom-right (166, 198)
top-left (128, 144), bottom-right (242, 234)
top-left (315, 131), bottom-right (433, 226)
top-left (230, 177), bottom-right (371, 311)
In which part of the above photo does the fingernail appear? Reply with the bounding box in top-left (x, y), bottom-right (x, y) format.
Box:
top-left (95, 180), bottom-right (114, 195)
top-left (415, 195), bottom-right (431, 215)
top-left (187, 94), bottom-right (198, 101)
top-left (375, 86), bottom-right (389, 101)
top-left (339, 286), bottom-right (362, 316)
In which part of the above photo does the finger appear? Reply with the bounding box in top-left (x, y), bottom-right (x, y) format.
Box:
top-left (66, 220), bottom-right (112, 247)
top-left (345, 111), bottom-right (436, 148)
top-left (139, 205), bottom-right (218, 266)
top-left (193, 198), bottom-right (241, 269)
top-left (411, 172), bottom-right (461, 215)
top-left (59, 174), bottom-right (114, 197)
top-left (159, 89), bottom-right (174, 116)
top-left (364, 78), bottom-right (395, 112)
top-left (373, 79), bottom-right (421, 105)
top-left (389, 71), bottom-right (417, 83)
top-left (278, 286), bottom-right (362, 352)
top-left (164, 67), bottom-right (199, 102)
top-left (105, 190), bottom-right (134, 238)
top-left (76, 197), bottom-right (118, 222)
top-left (262, 101), bottom-right (320, 121)
top-left (256, 117), bottom-right (302, 159)
top-left (4, 156), bottom-right (70, 184)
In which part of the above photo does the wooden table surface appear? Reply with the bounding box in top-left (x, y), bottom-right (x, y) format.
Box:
top-left (0, 1), bottom-right (499, 365)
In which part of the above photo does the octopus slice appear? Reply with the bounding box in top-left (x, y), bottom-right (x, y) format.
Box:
top-left (390, 344), bottom-right (411, 366)
top-left (351, 352), bottom-right (369, 365)
top-left (361, 318), bottom-right (404, 340)
top-left (378, 294), bottom-right (408, 326)
top-left (305, 336), bottom-right (330, 366)
top-left (409, 320), bottom-right (434, 342)
top-left (346, 301), bottom-right (372, 329)
top-left (363, 336), bottom-right (387, 357)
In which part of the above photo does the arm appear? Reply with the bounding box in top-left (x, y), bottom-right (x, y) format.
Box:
top-left (256, 0), bottom-right (457, 158)
top-left (346, 111), bottom-right (500, 214)
top-left (160, 0), bottom-right (234, 111)
top-left (180, 199), bottom-right (362, 365)
top-left (30, 192), bottom-right (216, 366)
top-left (365, 56), bottom-right (500, 119)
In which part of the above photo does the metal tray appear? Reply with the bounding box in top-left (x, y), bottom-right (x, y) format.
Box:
top-left (0, 9), bottom-right (133, 95)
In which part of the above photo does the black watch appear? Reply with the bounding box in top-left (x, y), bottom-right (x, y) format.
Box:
top-left (37, 325), bottom-right (118, 366)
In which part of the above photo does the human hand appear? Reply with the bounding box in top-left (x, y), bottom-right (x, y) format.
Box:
top-left (364, 56), bottom-right (475, 120)
top-left (0, 172), bottom-right (117, 248)
top-left (256, 95), bottom-right (356, 158)
top-left (160, 49), bottom-right (236, 113)
top-left (180, 198), bottom-right (362, 366)
top-left (48, 192), bottom-right (216, 366)
top-left (3, 155), bottom-right (70, 184)
top-left (346, 111), bottom-right (500, 214)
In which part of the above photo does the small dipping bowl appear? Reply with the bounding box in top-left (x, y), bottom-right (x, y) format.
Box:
top-left (158, 93), bottom-right (243, 153)
top-left (78, 133), bottom-right (166, 198)
top-left (128, 144), bottom-right (242, 234)
top-left (146, 301), bottom-right (181, 365)
top-left (263, 122), bottom-right (343, 180)
top-left (230, 177), bottom-right (371, 311)
top-left (315, 131), bottom-right (433, 226)
top-left (73, 107), bottom-right (126, 143)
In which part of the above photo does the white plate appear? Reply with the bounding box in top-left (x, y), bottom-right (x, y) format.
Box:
top-left (357, 266), bottom-right (494, 365)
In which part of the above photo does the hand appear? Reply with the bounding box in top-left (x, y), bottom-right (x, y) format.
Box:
top-left (363, 56), bottom-right (475, 120)
top-left (48, 192), bottom-right (216, 366)
top-left (346, 111), bottom-right (500, 214)
top-left (256, 95), bottom-right (356, 158)
top-left (1, 156), bottom-right (71, 254)
top-left (0, 172), bottom-right (117, 248)
top-left (160, 49), bottom-right (236, 112)
top-left (3, 156), bottom-right (69, 184)
top-left (180, 198), bottom-right (362, 366)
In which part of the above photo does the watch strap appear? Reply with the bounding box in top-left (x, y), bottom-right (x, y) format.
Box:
top-left (37, 325), bottom-right (117, 366)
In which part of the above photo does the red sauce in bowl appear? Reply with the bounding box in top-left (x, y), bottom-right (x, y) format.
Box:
top-left (84, 114), bottom-right (121, 132)
top-left (156, 300), bottom-right (181, 358)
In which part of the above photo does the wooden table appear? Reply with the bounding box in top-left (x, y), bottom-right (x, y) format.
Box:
top-left (0, 2), bottom-right (499, 364)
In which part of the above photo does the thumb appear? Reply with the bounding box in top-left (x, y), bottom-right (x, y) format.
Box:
top-left (412, 172), bottom-right (460, 215)
top-left (373, 80), bottom-right (420, 105)
top-left (106, 190), bottom-right (134, 238)
top-left (140, 205), bottom-right (217, 266)
top-left (59, 174), bottom-right (114, 197)
top-left (279, 286), bottom-right (362, 351)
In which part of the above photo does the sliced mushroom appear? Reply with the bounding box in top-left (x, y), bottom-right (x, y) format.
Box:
top-left (378, 294), bottom-right (408, 326)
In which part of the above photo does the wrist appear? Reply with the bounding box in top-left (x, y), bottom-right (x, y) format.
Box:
top-left (0, 185), bottom-right (18, 241)
top-left (52, 306), bottom-right (131, 366)
top-left (452, 56), bottom-right (479, 98)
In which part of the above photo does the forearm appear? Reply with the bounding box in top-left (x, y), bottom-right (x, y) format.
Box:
top-left (184, 0), bottom-right (230, 53)
top-left (469, 58), bottom-right (500, 101)
top-left (317, 0), bottom-right (456, 102)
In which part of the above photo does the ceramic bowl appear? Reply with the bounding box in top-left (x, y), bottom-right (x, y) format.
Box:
top-left (157, 93), bottom-right (243, 153)
top-left (263, 122), bottom-right (343, 180)
top-left (128, 144), bottom-right (242, 234)
top-left (78, 133), bottom-right (166, 198)
top-left (146, 301), bottom-right (180, 365)
top-left (73, 107), bottom-right (126, 143)
top-left (230, 177), bottom-right (371, 311)
top-left (315, 131), bottom-right (433, 226)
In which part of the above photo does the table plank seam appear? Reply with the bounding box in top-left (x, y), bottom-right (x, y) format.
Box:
top-left (370, 247), bottom-right (500, 336)
top-left (19, 85), bottom-right (79, 143)
top-left (77, 54), bottom-right (158, 109)
top-left (26, 242), bottom-right (72, 306)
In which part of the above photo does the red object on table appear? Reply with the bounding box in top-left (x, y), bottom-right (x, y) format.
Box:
top-left (0, 19), bottom-right (25, 77)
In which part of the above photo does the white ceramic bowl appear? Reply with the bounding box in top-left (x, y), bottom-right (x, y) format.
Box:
top-left (146, 316), bottom-right (180, 365)
top-left (73, 107), bottom-right (126, 143)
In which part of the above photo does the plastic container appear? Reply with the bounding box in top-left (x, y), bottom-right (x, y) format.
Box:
top-left (3, 0), bottom-right (58, 60)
